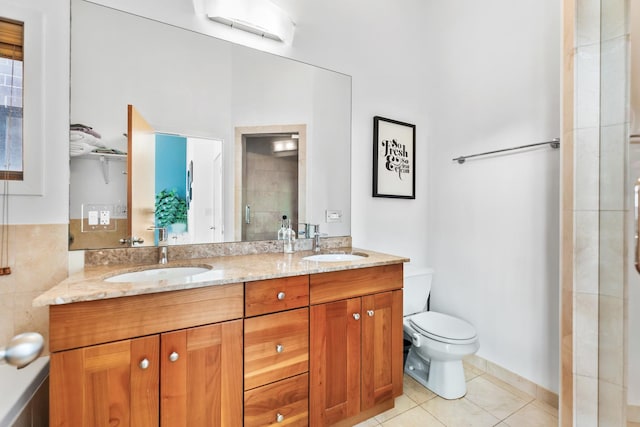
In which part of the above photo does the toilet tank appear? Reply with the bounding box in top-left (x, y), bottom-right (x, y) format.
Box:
top-left (403, 266), bottom-right (434, 316)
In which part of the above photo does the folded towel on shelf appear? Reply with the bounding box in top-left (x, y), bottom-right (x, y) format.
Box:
top-left (70, 123), bottom-right (101, 139)
top-left (70, 130), bottom-right (106, 148)
top-left (70, 141), bottom-right (95, 157)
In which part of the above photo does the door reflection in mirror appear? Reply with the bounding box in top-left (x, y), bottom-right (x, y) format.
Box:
top-left (241, 132), bottom-right (298, 241)
top-left (155, 134), bottom-right (224, 245)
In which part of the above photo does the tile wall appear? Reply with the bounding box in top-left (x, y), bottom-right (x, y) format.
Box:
top-left (0, 224), bottom-right (68, 356)
top-left (561, 0), bottom-right (629, 425)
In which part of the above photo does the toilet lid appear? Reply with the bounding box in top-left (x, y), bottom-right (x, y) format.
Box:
top-left (409, 311), bottom-right (477, 344)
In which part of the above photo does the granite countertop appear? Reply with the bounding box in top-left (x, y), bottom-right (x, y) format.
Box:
top-left (33, 248), bottom-right (409, 307)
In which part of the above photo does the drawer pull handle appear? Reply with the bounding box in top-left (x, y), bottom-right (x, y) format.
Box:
top-left (353, 313), bottom-right (360, 320)
top-left (169, 351), bottom-right (179, 362)
top-left (276, 344), bottom-right (284, 353)
top-left (276, 413), bottom-right (284, 423)
top-left (367, 310), bottom-right (375, 317)
top-left (277, 291), bottom-right (286, 300)
top-left (139, 358), bottom-right (150, 370)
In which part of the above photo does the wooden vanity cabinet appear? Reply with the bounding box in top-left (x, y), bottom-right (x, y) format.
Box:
top-left (243, 275), bottom-right (310, 426)
top-left (309, 265), bottom-right (404, 426)
top-left (49, 284), bottom-right (244, 427)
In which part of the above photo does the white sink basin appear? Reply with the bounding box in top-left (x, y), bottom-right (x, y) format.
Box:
top-left (105, 266), bottom-right (212, 283)
top-left (303, 253), bottom-right (367, 262)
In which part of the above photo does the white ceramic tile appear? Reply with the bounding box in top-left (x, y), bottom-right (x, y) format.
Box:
top-left (601, 0), bottom-right (627, 41)
top-left (576, 374), bottom-right (599, 427)
top-left (576, 0), bottom-right (601, 47)
top-left (421, 396), bottom-right (500, 427)
top-left (575, 292), bottom-right (599, 377)
top-left (374, 394), bottom-right (418, 424)
top-left (599, 125), bottom-right (627, 211)
top-left (599, 210), bottom-right (625, 298)
top-left (464, 376), bottom-right (530, 420)
top-left (503, 402), bottom-right (558, 427)
top-left (380, 405), bottom-right (444, 427)
top-left (574, 211), bottom-right (600, 294)
top-left (598, 379), bottom-right (625, 425)
top-left (353, 418), bottom-right (381, 427)
top-left (574, 127), bottom-right (600, 211)
top-left (403, 375), bottom-right (437, 405)
top-left (600, 37), bottom-right (629, 127)
top-left (575, 44), bottom-right (601, 129)
top-left (598, 295), bottom-right (625, 386)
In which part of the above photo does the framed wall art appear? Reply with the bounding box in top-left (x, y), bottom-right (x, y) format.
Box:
top-left (372, 116), bottom-right (415, 199)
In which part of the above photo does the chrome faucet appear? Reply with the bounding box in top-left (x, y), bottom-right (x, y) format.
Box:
top-left (313, 224), bottom-right (321, 252)
top-left (149, 226), bottom-right (168, 264)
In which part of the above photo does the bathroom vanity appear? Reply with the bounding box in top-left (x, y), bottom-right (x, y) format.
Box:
top-left (34, 249), bottom-right (407, 426)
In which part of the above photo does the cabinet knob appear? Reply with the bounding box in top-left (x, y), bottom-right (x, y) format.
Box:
top-left (277, 291), bottom-right (286, 301)
top-left (353, 313), bottom-right (360, 320)
top-left (367, 310), bottom-right (375, 317)
top-left (276, 413), bottom-right (285, 423)
top-left (169, 351), bottom-right (179, 362)
top-left (276, 344), bottom-right (284, 353)
top-left (139, 358), bottom-right (150, 370)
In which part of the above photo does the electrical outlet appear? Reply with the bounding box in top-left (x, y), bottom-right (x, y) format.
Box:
top-left (99, 210), bottom-right (110, 225)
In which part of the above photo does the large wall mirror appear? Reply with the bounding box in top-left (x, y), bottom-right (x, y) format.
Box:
top-left (68, 0), bottom-right (351, 250)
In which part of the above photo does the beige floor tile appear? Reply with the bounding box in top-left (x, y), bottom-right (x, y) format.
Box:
top-left (403, 375), bottom-right (438, 404)
top-left (502, 402), bottom-right (558, 427)
top-left (353, 418), bottom-right (382, 427)
top-left (421, 396), bottom-right (500, 427)
top-left (374, 394), bottom-right (418, 423)
top-left (628, 422), bottom-right (640, 427)
top-left (481, 371), bottom-right (537, 402)
top-left (530, 398), bottom-right (559, 418)
top-left (464, 376), bottom-right (530, 420)
top-left (463, 362), bottom-right (484, 381)
top-left (380, 406), bottom-right (445, 427)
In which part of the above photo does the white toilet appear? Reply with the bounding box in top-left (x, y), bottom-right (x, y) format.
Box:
top-left (403, 267), bottom-right (480, 399)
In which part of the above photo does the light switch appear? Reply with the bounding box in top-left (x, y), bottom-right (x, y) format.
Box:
top-left (88, 210), bottom-right (99, 226)
top-left (325, 210), bottom-right (342, 223)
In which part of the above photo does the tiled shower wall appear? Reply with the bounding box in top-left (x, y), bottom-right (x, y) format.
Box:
top-left (0, 224), bottom-right (68, 356)
top-left (561, 0), bottom-right (629, 425)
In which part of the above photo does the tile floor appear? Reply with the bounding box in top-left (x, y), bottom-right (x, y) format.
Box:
top-left (357, 363), bottom-right (558, 427)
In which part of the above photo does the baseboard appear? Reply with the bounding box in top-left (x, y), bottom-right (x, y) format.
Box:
top-left (629, 404), bottom-right (640, 423)
top-left (463, 354), bottom-right (559, 409)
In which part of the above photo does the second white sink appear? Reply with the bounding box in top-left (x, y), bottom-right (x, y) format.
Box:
top-left (105, 266), bottom-right (212, 283)
top-left (303, 253), bottom-right (367, 262)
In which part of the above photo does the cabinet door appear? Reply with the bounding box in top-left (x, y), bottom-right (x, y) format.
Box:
top-left (361, 290), bottom-right (404, 410)
top-left (50, 335), bottom-right (159, 427)
top-left (161, 320), bottom-right (243, 426)
top-left (310, 298), bottom-right (361, 426)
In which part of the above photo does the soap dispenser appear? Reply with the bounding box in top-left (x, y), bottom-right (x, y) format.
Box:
top-left (283, 218), bottom-right (296, 253)
top-left (277, 215), bottom-right (288, 240)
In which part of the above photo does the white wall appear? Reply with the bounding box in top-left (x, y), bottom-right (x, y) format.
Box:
top-left (5, 0), bottom-right (562, 394)
top-left (422, 1), bottom-right (561, 392)
top-left (1, 0), bottom-right (69, 224)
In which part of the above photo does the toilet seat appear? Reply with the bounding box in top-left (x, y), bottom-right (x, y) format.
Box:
top-left (409, 311), bottom-right (477, 345)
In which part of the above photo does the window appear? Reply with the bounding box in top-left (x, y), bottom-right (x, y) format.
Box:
top-left (0, 18), bottom-right (23, 181)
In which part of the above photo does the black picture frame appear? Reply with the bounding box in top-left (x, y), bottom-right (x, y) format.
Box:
top-left (372, 116), bottom-right (416, 199)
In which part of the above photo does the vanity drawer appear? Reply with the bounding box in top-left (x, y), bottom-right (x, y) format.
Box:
top-left (244, 308), bottom-right (309, 390)
top-left (310, 264), bottom-right (403, 304)
top-left (244, 373), bottom-right (309, 427)
top-left (245, 275), bottom-right (309, 317)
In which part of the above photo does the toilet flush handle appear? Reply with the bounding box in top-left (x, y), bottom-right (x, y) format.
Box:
top-left (411, 332), bottom-right (421, 348)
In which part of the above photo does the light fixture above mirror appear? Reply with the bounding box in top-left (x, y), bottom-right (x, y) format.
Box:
top-left (205, 0), bottom-right (295, 43)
